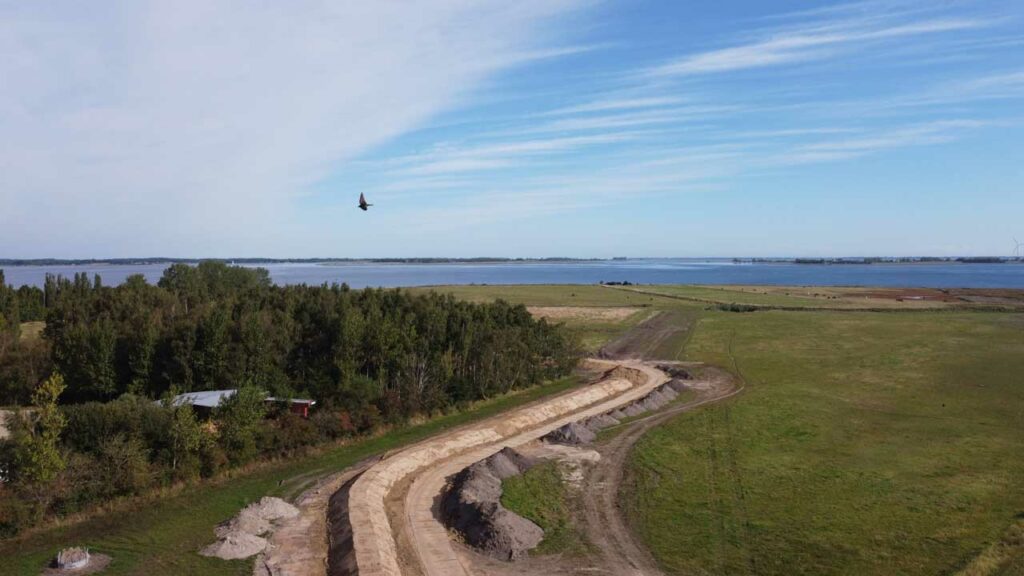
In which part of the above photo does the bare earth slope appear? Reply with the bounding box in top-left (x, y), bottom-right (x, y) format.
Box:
top-left (345, 359), bottom-right (667, 576)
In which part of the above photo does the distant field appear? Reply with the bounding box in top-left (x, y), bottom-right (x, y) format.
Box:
top-left (408, 284), bottom-right (679, 307)
top-left (626, 309), bottom-right (1024, 576)
top-left (412, 285), bottom-right (691, 353)
top-left (614, 285), bottom-right (1024, 310)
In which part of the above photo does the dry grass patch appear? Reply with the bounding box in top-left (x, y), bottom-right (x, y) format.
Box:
top-left (526, 306), bottom-right (640, 322)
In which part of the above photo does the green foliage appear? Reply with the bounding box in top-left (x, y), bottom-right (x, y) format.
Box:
top-left (3, 263), bottom-right (577, 409)
top-left (215, 386), bottom-right (267, 465)
top-left (0, 267), bottom-right (580, 537)
top-left (167, 402), bottom-right (203, 480)
top-left (0, 375), bottom-right (579, 575)
top-left (13, 373), bottom-right (67, 484)
top-left (97, 435), bottom-right (152, 496)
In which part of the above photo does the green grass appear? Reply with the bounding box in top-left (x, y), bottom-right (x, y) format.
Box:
top-left (625, 310), bottom-right (1024, 576)
top-left (501, 461), bottom-right (586, 555)
top-left (409, 284), bottom-right (679, 308)
top-left (0, 376), bottom-right (581, 576)
top-left (416, 285), bottom-right (701, 352)
top-left (562, 309), bottom-right (653, 352)
top-left (595, 387), bottom-right (701, 443)
top-left (616, 284), bottom-right (996, 310)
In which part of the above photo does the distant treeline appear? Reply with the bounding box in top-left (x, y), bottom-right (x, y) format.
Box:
top-left (0, 257), bottom-right (599, 266)
top-left (0, 262), bottom-right (578, 536)
top-left (733, 257), bottom-right (1019, 264)
top-left (0, 261), bottom-right (577, 408)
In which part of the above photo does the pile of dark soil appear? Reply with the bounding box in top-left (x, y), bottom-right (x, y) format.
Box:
top-left (656, 364), bottom-right (692, 380)
top-left (440, 448), bottom-right (543, 561)
top-left (542, 422), bottom-right (596, 445)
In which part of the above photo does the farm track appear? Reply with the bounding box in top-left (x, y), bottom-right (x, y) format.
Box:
top-left (581, 366), bottom-right (741, 576)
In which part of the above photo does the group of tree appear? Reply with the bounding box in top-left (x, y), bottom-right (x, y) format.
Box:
top-left (0, 262), bottom-right (578, 536)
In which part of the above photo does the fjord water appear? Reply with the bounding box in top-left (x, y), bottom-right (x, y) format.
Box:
top-left (4, 260), bottom-right (1024, 288)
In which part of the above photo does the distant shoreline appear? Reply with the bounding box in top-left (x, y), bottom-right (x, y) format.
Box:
top-left (0, 256), bottom-right (1020, 267)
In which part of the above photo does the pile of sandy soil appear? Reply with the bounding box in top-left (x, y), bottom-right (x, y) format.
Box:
top-left (200, 497), bottom-right (299, 560)
top-left (441, 447), bottom-right (543, 561)
top-left (200, 532), bottom-right (268, 560)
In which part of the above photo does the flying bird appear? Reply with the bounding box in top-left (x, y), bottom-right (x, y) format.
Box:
top-left (358, 193), bottom-right (372, 211)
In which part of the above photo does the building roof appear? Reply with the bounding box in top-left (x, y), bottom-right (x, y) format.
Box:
top-left (165, 390), bottom-right (317, 409)
top-left (168, 389), bottom-right (237, 408)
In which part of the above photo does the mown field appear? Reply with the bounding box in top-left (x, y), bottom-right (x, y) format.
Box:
top-left (0, 376), bottom-right (580, 576)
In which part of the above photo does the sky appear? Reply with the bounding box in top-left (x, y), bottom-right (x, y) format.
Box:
top-left (1, 0), bottom-right (1022, 258)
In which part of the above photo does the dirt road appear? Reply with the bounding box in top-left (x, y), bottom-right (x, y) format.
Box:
top-left (346, 360), bottom-right (668, 576)
top-left (579, 367), bottom-right (740, 576)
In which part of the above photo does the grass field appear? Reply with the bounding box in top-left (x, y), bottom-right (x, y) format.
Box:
top-left (421, 285), bottom-right (1024, 575)
top-left (626, 310), bottom-right (1024, 576)
top-left (0, 376), bottom-right (581, 576)
top-left (501, 461), bottom-right (586, 555)
top-left (610, 284), bottom-right (1024, 311)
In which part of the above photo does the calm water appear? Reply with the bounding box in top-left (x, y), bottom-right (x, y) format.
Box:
top-left (3, 260), bottom-right (1023, 289)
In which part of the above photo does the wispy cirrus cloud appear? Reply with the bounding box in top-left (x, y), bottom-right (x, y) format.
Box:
top-left (648, 17), bottom-right (990, 77)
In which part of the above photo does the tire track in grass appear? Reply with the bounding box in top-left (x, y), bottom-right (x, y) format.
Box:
top-left (703, 408), bottom-right (729, 575)
top-left (722, 405), bottom-right (758, 575)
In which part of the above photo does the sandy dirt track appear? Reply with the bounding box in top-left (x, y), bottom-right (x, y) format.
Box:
top-left (346, 360), bottom-right (667, 576)
top-left (256, 458), bottom-right (378, 576)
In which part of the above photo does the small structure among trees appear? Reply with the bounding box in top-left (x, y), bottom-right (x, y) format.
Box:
top-left (164, 389), bottom-right (317, 418)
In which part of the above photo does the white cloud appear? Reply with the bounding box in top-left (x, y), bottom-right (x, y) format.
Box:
top-left (0, 0), bottom-right (588, 256)
top-left (649, 17), bottom-right (988, 77)
top-left (542, 96), bottom-right (686, 116)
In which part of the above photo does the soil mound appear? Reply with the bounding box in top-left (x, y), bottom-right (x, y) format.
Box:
top-left (666, 378), bottom-right (690, 393)
top-left (249, 496), bottom-right (299, 522)
top-left (201, 496), bottom-right (299, 560)
top-left (656, 364), bottom-right (692, 380)
top-left (486, 447), bottom-right (537, 479)
top-left (599, 365), bottom-right (647, 385)
top-left (441, 448), bottom-right (542, 561)
top-left (542, 422), bottom-right (596, 445)
top-left (583, 413), bottom-right (620, 432)
top-left (214, 508), bottom-right (270, 538)
top-left (200, 531), bottom-right (268, 560)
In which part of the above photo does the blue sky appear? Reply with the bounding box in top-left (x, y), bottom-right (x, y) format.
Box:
top-left (1, 0), bottom-right (1022, 258)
